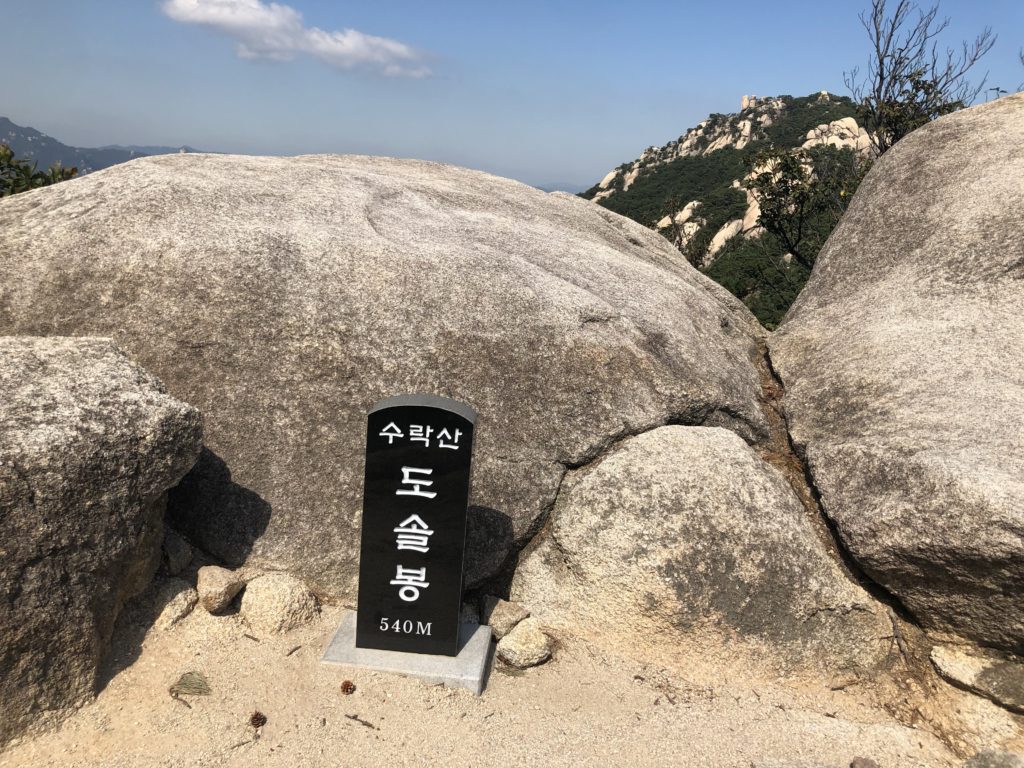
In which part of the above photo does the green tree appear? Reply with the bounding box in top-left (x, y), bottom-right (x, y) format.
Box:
top-left (0, 144), bottom-right (77, 197)
top-left (844, 0), bottom-right (996, 155)
top-left (744, 145), bottom-right (870, 271)
top-left (706, 231), bottom-right (811, 330)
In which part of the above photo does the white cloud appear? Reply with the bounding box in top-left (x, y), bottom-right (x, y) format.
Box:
top-left (162, 0), bottom-right (431, 78)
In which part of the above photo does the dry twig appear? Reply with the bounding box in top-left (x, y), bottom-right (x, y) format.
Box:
top-left (344, 714), bottom-right (377, 730)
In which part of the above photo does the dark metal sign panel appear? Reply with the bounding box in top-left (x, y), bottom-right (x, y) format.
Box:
top-left (355, 394), bottom-right (476, 656)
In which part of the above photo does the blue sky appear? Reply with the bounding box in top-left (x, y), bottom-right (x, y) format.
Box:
top-left (5, 1), bottom-right (1023, 188)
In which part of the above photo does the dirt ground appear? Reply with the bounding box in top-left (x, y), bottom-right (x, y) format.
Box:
top-left (1, 596), bottom-right (1019, 768)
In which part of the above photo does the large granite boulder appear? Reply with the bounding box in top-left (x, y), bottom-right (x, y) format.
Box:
top-left (0, 154), bottom-right (768, 597)
top-left (0, 337), bottom-right (202, 747)
top-left (512, 426), bottom-right (891, 674)
top-left (769, 94), bottom-right (1024, 653)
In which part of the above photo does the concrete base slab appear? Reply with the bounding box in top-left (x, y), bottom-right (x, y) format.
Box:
top-left (321, 611), bottom-right (493, 695)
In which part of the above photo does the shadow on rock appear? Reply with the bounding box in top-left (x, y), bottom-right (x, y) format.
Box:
top-left (96, 584), bottom-right (159, 693)
top-left (98, 449), bottom-right (271, 693)
top-left (464, 505), bottom-right (515, 590)
top-left (166, 448), bottom-right (272, 567)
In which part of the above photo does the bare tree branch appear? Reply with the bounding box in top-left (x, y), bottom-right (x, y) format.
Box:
top-left (844, 0), bottom-right (995, 154)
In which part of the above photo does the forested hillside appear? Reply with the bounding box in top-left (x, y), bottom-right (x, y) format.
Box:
top-left (581, 92), bottom-right (871, 327)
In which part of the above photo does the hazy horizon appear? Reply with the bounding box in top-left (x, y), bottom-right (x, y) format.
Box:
top-left (4, 0), bottom-right (1022, 189)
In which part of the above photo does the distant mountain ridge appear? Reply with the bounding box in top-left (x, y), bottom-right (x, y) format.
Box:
top-left (535, 181), bottom-right (587, 194)
top-left (0, 117), bottom-right (199, 175)
top-left (580, 92), bottom-right (871, 327)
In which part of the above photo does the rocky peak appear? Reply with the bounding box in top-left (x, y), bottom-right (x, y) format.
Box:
top-left (579, 92), bottom-right (868, 327)
top-left (591, 95), bottom-right (792, 203)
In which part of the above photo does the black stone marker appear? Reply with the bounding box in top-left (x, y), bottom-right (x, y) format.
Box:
top-left (355, 394), bottom-right (476, 656)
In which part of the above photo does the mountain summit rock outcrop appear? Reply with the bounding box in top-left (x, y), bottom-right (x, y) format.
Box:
top-left (769, 93), bottom-right (1024, 654)
top-left (0, 153), bottom-right (770, 598)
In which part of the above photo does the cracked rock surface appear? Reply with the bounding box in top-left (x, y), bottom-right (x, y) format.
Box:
top-left (769, 94), bottom-right (1024, 653)
top-left (0, 337), bottom-right (202, 748)
top-left (153, 579), bottom-right (198, 631)
top-left (0, 153), bottom-right (768, 597)
top-left (511, 425), bottom-right (891, 674)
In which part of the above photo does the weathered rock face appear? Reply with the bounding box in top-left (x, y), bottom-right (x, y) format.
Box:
top-left (153, 578), bottom-right (198, 631)
top-left (482, 596), bottom-right (530, 639)
top-left (162, 529), bottom-right (193, 576)
top-left (769, 94), bottom-right (1024, 653)
top-left (0, 337), bottom-right (202, 747)
top-left (511, 426), bottom-right (891, 674)
top-left (801, 116), bottom-right (872, 154)
top-left (0, 153), bottom-right (768, 597)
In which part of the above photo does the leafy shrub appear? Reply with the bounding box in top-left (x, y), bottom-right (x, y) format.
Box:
top-left (0, 144), bottom-right (76, 197)
top-left (744, 144), bottom-right (870, 269)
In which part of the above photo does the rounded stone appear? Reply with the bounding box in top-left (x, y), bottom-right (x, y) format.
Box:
top-left (496, 617), bottom-right (551, 668)
top-left (240, 574), bottom-right (318, 634)
top-left (512, 426), bottom-right (891, 673)
top-left (196, 565), bottom-right (247, 614)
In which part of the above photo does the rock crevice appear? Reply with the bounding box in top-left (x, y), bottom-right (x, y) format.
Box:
top-left (512, 385), bottom-right (774, 578)
top-left (758, 342), bottom-right (917, 623)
